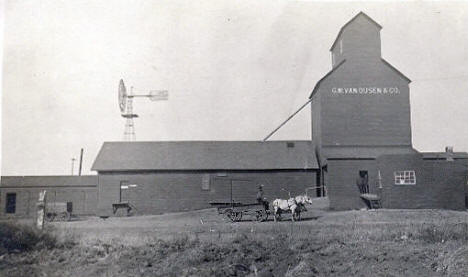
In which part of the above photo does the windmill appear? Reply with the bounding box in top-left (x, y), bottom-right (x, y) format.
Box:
top-left (118, 79), bottom-right (168, 141)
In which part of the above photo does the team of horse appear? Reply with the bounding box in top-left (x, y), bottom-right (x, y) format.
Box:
top-left (272, 194), bottom-right (313, 222)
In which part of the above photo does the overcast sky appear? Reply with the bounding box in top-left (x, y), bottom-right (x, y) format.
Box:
top-left (2, 1), bottom-right (468, 175)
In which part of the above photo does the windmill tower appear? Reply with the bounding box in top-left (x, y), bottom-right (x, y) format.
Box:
top-left (118, 79), bottom-right (168, 141)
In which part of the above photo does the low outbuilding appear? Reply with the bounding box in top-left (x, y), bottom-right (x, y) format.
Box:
top-left (92, 141), bottom-right (319, 216)
top-left (0, 176), bottom-right (97, 218)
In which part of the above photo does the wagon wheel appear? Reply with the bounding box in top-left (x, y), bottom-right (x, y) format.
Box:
top-left (45, 212), bottom-right (55, 222)
top-left (58, 212), bottom-right (71, 222)
top-left (274, 213), bottom-right (282, 222)
top-left (292, 211), bottom-right (301, 221)
top-left (234, 212), bottom-right (243, 222)
top-left (225, 209), bottom-right (236, 222)
top-left (256, 210), bottom-right (268, 222)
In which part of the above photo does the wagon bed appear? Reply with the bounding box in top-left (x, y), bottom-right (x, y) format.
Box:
top-left (209, 201), bottom-right (270, 222)
top-left (45, 202), bottom-right (71, 222)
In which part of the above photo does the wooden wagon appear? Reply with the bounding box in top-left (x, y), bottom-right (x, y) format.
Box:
top-left (45, 202), bottom-right (71, 222)
top-left (210, 201), bottom-right (270, 222)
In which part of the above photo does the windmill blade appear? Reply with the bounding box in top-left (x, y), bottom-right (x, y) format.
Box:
top-left (149, 90), bottom-right (169, 101)
top-left (118, 79), bottom-right (127, 112)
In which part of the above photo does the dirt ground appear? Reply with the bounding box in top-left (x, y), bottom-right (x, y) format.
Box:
top-left (1, 198), bottom-right (468, 276)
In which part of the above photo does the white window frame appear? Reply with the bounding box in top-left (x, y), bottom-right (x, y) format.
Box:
top-left (394, 170), bottom-right (416, 185)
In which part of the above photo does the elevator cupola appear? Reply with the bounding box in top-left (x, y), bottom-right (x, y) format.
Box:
top-left (330, 12), bottom-right (382, 67)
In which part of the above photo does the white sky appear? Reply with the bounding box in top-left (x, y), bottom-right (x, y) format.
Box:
top-left (2, 1), bottom-right (468, 176)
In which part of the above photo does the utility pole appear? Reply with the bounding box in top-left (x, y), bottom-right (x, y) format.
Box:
top-left (78, 148), bottom-right (84, 176)
top-left (71, 158), bottom-right (76, 175)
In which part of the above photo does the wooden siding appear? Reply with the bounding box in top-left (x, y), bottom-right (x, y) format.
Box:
top-left (311, 92), bottom-right (322, 160)
top-left (377, 155), bottom-right (466, 210)
top-left (97, 171), bottom-right (317, 216)
top-left (314, 11), bottom-right (412, 149)
top-left (0, 187), bottom-right (97, 217)
top-left (0, 176), bottom-right (98, 218)
top-left (326, 160), bottom-right (377, 210)
top-left (318, 60), bottom-right (412, 147)
top-left (327, 155), bottom-right (467, 211)
top-left (331, 15), bottom-right (381, 66)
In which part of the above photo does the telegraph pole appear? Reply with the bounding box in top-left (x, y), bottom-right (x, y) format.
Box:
top-left (78, 148), bottom-right (84, 176)
top-left (71, 158), bottom-right (76, 175)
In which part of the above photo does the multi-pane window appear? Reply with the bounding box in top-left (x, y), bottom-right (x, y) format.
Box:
top-left (394, 170), bottom-right (416, 185)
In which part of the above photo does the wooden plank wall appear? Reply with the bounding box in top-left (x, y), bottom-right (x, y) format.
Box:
top-left (378, 155), bottom-right (466, 210)
top-left (326, 159), bottom-right (377, 210)
top-left (0, 187), bottom-right (97, 217)
top-left (97, 171), bottom-right (317, 216)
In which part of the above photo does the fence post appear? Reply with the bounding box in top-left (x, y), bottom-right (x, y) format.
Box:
top-left (36, 190), bottom-right (47, 230)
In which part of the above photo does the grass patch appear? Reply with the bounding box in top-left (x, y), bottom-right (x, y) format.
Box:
top-left (2, 209), bottom-right (467, 276)
top-left (144, 233), bottom-right (296, 276)
top-left (0, 221), bottom-right (69, 254)
top-left (417, 222), bottom-right (468, 243)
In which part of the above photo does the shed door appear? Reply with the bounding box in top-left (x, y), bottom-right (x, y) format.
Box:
top-left (6, 193), bottom-right (16, 214)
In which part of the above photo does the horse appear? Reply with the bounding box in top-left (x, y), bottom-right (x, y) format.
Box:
top-left (272, 195), bottom-right (312, 222)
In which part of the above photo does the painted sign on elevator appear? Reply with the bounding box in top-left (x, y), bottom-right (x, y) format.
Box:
top-left (331, 87), bottom-right (400, 95)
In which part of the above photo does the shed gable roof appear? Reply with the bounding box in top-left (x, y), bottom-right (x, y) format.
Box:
top-left (92, 141), bottom-right (319, 171)
top-left (0, 176), bottom-right (97, 187)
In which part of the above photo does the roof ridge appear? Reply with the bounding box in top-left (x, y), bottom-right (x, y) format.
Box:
top-left (330, 11), bottom-right (382, 51)
top-left (380, 58), bottom-right (411, 83)
top-left (102, 140), bottom-right (314, 143)
top-left (309, 59), bottom-right (347, 99)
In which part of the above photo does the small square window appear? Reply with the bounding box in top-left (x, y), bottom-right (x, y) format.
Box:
top-left (394, 170), bottom-right (416, 185)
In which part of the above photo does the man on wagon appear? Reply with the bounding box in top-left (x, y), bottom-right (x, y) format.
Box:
top-left (256, 184), bottom-right (268, 210)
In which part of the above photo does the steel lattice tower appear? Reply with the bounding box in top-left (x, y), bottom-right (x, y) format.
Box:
top-left (118, 80), bottom-right (168, 141)
top-left (122, 96), bottom-right (138, 141)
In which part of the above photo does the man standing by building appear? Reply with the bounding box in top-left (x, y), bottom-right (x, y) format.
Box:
top-left (356, 171), bottom-right (369, 194)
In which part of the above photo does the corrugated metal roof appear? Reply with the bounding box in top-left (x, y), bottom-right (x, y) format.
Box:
top-left (92, 141), bottom-right (319, 172)
top-left (0, 176), bottom-right (97, 188)
top-left (323, 146), bottom-right (417, 160)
